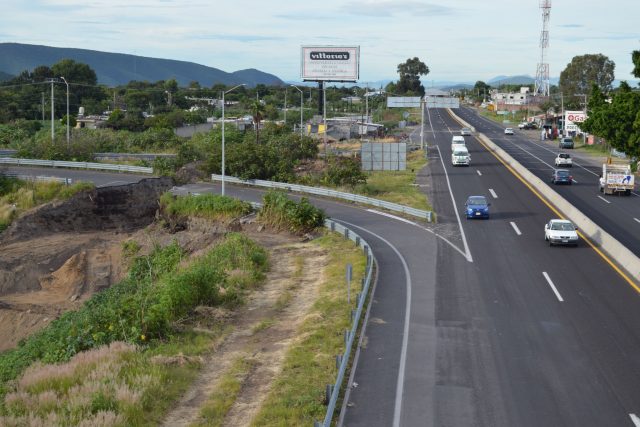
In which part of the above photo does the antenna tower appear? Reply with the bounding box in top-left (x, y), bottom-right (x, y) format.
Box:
top-left (534, 0), bottom-right (551, 96)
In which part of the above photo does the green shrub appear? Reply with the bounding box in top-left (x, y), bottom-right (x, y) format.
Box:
top-left (322, 156), bottom-right (367, 187)
top-left (259, 190), bottom-right (325, 234)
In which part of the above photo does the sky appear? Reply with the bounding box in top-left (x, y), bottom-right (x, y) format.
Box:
top-left (1, 0), bottom-right (639, 85)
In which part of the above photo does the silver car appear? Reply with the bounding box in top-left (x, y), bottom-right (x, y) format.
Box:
top-left (544, 219), bottom-right (579, 246)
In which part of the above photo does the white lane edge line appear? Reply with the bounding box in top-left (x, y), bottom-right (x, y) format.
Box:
top-left (542, 272), bottom-right (564, 302)
top-left (630, 414), bottom-right (640, 427)
top-left (634, 218), bottom-right (640, 224)
top-left (366, 209), bottom-right (418, 226)
top-left (489, 188), bottom-right (498, 199)
top-left (476, 170), bottom-right (482, 176)
top-left (510, 221), bottom-right (522, 236)
top-left (571, 179), bottom-right (578, 184)
top-left (334, 219), bottom-right (412, 427)
top-left (435, 145), bottom-right (473, 263)
top-left (597, 195), bottom-right (611, 204)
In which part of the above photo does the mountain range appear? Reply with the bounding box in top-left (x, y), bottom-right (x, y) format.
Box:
top-left (0, 43), bottom-right (284, 87)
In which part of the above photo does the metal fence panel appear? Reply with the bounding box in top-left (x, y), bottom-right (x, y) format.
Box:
top-left (0, 157), bottom-right (153, 174)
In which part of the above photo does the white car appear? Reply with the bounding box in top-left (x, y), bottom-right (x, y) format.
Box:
top-left (518, 122), bottom-right (527, 129)
top-left (504, 128), bottom-right (514, 135)
top-left (555, 153), bottom-right (572, 167)
top-left (544, 219), bottom-right (579, 246)
top-left (460, 127), bottom-right (472, 136)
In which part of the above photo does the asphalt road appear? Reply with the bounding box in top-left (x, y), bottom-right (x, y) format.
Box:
top-left (451, 106), bottom-right (640, 256)
top-left (5, 131), bottom-right (640, 426)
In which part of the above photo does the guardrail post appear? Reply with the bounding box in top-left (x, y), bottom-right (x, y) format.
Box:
top-left (324, 384), bottom-right (333, 405)
top-left (351, 309), bottom-right (356, 323)
top-left (330, 221), bottom-right (335, 232)
top-left (314, 421), bottom-right (322, 427)
top-left (344, 228), bottom-right (349, 239)
top-left (336, 354), bottom-right (342, 369)
top-left (344, 329), bottom-right (349, 347)
top-left (355, 236), bottom-right (360, 247)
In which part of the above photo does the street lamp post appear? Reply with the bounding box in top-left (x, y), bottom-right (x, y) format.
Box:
top-left (221, 84), bottom-right (245, 196)
top-left (60, 77), bottom-right (70, 148)
top-left (290, 85), bottom-right (303, 136)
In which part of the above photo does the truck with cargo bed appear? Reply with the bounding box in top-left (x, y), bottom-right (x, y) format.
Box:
top-left (599, 164), bottom-right (634, 195)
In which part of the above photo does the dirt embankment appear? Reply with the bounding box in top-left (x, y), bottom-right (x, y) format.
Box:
top-left (0, 177), bottom-right (174, 351)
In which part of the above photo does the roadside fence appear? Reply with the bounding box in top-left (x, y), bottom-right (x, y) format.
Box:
top-left (0, 157), bottom-right (153, 174)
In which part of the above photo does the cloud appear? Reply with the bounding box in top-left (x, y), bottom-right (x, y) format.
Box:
top-left (558, 24), bottom-right (583, 28)
top-left (340, 1), bottom-right (456, 17)
top-left (192, 34), bottom-right (283, 43)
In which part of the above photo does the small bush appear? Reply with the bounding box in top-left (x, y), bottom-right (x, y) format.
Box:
top-left (321, 156), bottom-right (367, 187)
top-left (159, 192), bottom-right (252, 221)
top-left (259, 190), bottom-right (325, 234)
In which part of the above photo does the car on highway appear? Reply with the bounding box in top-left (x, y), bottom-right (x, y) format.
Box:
top-left (544, 219), bottom-right (579, 246)
top-left (451, 135), bottom-right (466, 152)
top-left (555, 153), bottom-right (573, 167)
top-left (460, 127), bottom-right (472, 136)
top-left (504, 128), bottom-right (514, 135)
top-left (464, 195), bottom-right (490, 219)
top-left (559, 137), bottom-right (574, 149)
top-left (551, 169), bottom-right (573, 185)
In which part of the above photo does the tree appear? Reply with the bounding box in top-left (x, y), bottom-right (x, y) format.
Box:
top-left (582, 82), bottom-right (640, 160)
top-left (633, 48), bottom-right (640, 79)
top-left (251, 100), bottom-right (266, 144)
top-left (395, 58), bottom-right (429, 96)
top-left (473, 81), bottom-right (492, 102)
top-left (559, 54), bottom-right (615, 108)
top-left (51, 59), bottom-right (105, 114)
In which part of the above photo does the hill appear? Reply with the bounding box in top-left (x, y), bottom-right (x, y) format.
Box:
top-left (0, 43), bottom-right (284, 87)
top-left (0, 70), bottom-right (13, 82)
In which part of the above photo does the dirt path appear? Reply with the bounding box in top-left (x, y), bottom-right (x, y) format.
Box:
top-left (161, 241), bottom-right (328, 427)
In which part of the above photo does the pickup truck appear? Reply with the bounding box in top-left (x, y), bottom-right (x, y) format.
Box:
top-left (599, 164), bottom-right (634, 195)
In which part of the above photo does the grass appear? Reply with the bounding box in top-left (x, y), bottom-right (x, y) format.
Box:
top-left (159, 192), bottom-right (253, 221)
top-left (194, 357), bottom-right (256, 427)
top-left (353, 149), bottom-right (431, 211)
top-left (250, 232), bottom-right (366, 426)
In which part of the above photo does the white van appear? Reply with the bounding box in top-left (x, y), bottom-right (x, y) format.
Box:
top-left (452, 146), bottom-right (470, 166)
top-left (451, 135), bottom-right (466, 152)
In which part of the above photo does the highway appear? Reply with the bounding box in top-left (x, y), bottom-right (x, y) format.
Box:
top-left (452, 106), bottom-right (640, 256)
top-left (4, 121), bottom-right (640, 425)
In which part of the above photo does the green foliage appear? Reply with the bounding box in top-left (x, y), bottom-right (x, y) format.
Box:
top-left (322, 156), bottom-right (367, 187)
top-left (259, 190), bottom-right (326, 234)
top-left (559, 54), bottom-right (615, 109)
top-left (395, 57), bottom-right (430, 96)
top-left (633, 49), bottom-right (640, 79)
top-left (0, 234), bottom-right (267, 394)
top-left (581, 81), bottom-right (640, 159)
top-left (159, 192), bottom-right (253, 220)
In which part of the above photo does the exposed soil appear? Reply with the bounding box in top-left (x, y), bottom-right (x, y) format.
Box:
top-left (0, 177), bottom-right (331, 426)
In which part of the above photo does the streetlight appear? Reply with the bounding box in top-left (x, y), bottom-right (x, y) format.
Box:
top-left (290, 85), bottom-right (304, 136)
top-left (60, 77), bottom-right (70, 148)
top-left (221, 84), bottom-right (245, 196)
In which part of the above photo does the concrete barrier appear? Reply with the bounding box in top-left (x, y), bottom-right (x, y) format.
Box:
top-left (448, 109), bottom-right (640, 286)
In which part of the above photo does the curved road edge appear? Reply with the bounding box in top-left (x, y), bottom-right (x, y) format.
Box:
top-left (447, 108), bottom-right (640, 289)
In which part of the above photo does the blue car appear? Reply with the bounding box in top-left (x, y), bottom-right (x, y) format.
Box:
top-left (465, 195), bottom-right (490, 219)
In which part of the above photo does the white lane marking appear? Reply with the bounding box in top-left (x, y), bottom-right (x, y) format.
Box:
top-left (630, 414), bottom-right (640, 427)
top-left (597, 195), bottom-right (611, 204)
top-left (366, 209), bottom-right (418, 226)
top-left (542, 272), bottom-right (564, 302)
top-left (335, 219), bottom-right (412, 427)
top-left (634, 218), bottom-right (640, 224)
top-left (436, 145), bottom-right (473, 263)
top-left (476, 170), bottom-right (482, 176)
top-left (571, 179), bottom-right (578, 184)
top-left (510, 222), bottom-right (522, 236)
top-left (489, 188), bottom-right (498, 199)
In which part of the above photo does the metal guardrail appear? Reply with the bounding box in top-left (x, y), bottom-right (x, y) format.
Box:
top-left (318, 219), bottom-right (375, 427)
top-left (211, 174), bottom-right (432, 222)
top-left (0, 157), bottom-right (153, 174)
top-left (1, 171), bottom-right (72, 185)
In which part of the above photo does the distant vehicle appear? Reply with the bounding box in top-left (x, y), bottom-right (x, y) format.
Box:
top-left (555, 153), bottom-right (572, 167)
top-left (451, 135), bottom-right (466, 152)
top-left (504, 128), bottom-right (514, 135)
top-left (452, 147), bottom-right (470, 166)
top-left (460, 127), bottom-right (472, 136)
top-left (518, 122), bottom-right (527, 129)
top-left (559, 137), bottom-right (574, 149)
top-left (464, 195), bottom-right (490, 219)
top-left (523, 122), bottom-right (538, 130)
top-left (599, 164), bottom-right (634, 195)
top-left (544, 219), bottom-right (579, 246)
top-left (551, 169), bottom-right (573, 185)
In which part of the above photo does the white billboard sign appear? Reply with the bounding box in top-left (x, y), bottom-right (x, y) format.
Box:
top-left (564, 110), bottom-right (587, 134)
top-left (301, 46), bottom-right (360, 81)
top-left (387, 97), bottom-right (421, 108)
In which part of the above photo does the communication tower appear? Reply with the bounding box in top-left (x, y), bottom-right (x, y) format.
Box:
top-left (534, 0), bottom-right (551, 96)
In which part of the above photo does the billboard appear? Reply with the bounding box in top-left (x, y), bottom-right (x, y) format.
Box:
top-left (564, 110), bottom-right (587, 134)
top-left (301, 46), bottom-right (360, 81)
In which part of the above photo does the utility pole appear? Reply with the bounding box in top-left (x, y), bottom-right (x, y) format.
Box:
top-left (41, 92), bottom-right (45, 124)
top-left (284, 88), bottom-right (287, 125)
top-left (47, 78), bottom-right (55, 143)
